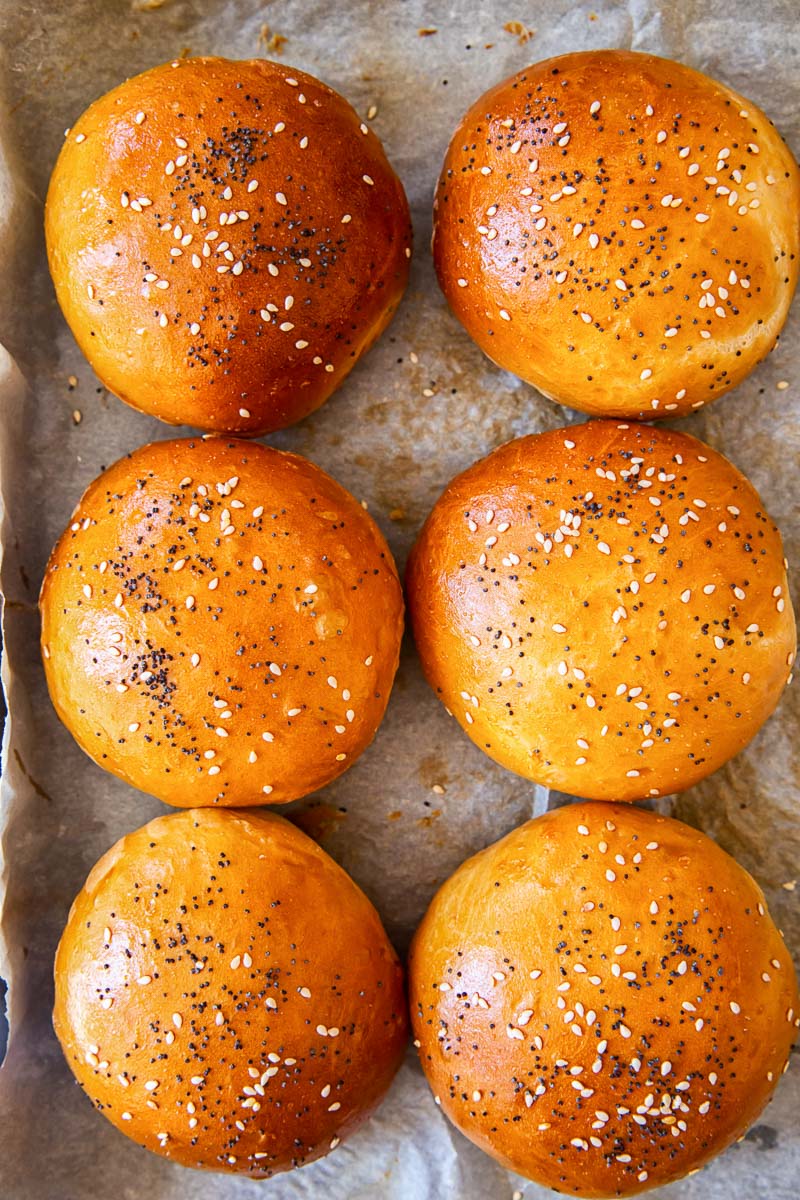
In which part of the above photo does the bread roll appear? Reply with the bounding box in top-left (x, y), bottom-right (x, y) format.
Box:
top-left (410, 801), bottom-right (799, 1196)
top-left (433, 50), bottom-right (800, 419)
top-left (54, 808), bottom-right (407, 1176)
top-left (40, 437), bottom-right (403, 806)
top-left (406, 420), bottom-right (795, 801)
top-left (46, 57), bottom-right (411, 434)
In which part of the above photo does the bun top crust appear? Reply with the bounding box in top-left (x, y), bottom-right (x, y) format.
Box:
top-left (409, 801), bottom-right (800, 1197)
top-left (433, 50), bottom-right (800, 419)
top-left (40, 437), bottom-right (403, 807)
top-left (406, 420), bottom-right (796, 801)
top-left (54, 808), bottom-right (407, 1176)
top-left (45, 57), bottom-right (412, 434)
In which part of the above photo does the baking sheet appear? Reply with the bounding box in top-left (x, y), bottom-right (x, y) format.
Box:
top-left (0, 1), bottom-right (798, 1197)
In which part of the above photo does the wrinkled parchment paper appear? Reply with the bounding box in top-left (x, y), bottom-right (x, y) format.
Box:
top-left (0, 2), bottom-right (798, 1197)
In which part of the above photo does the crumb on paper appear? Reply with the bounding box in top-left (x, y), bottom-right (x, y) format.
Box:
top-left (776, 380), bottom-right (790, 390)
top-left (67, 375), bottom-right (78, 390)
top-left (782, 880), bottom-right (797, 891)
top-left (388, 507), bottom-right (405, 521)
top-left (258, 24), bottom-right (288, 54)
top-left (503, 20), bottom-right (535, 44)
top-left (409, 351), bottom-right (419, 364)
top-left (367, 104), bottom-right (378, 120)
top-left (418, 27), bottom-right (438, 37)
top-left (432, 784), bottom-right (445, 795)
top-left (589, 11), bottom-right (598, 19)
top-left (131, 0), bottom-right (169, 11)
top-left (422, 386), bottom-right (436, 397)
top-left (72, 410), bottom-right (82, 425)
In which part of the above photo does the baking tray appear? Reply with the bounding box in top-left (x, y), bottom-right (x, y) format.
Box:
top-left (0, 2), bottom-right (797, 1197)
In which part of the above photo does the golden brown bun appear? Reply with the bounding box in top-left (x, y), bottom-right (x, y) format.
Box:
top-left (45, 57), bottom-right (411, 434)
top-left (410, 801), bottom-right (800, 1197)
top-left (406, 420), bottom-right (795, 801)
top-left (433, 50), bottom-right (800, 419)
top-left (54, 808), bottom-right (408, 1176)
top-left (40, 437), bottom-right (403, 806)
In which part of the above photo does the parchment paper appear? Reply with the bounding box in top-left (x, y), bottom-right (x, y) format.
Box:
top-left (0, 2), bottom-right (797, 1198)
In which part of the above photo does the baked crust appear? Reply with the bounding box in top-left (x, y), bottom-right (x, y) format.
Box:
top-left (41, 437), bottom-right (404, 806)
top-left (55, 808), bottom-right (408, 1176)
top-left (433, 50), bottom-right (800, 418)
top-left (410, 801), bottom-right (799, 1195)
top-left (406, 420), bottom-right (795, 800)
top-left (46, 57), bottom-right (412, 433)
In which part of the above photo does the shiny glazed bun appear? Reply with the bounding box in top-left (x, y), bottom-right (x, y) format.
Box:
top-left (433, 50), bottom-right (800, 419)
top-left (45, 57), bottom-right (412, 434)
top-left (406, 420), bottom-right (795, 801)
top-left (54, 808), bottom-right (407, 1176)
top-left (40, 437), bottom-right (403, 806)
top-left (410, 801), bottom-right (800, 1196)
